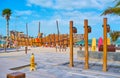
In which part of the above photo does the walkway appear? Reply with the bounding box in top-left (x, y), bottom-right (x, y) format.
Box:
top-left (0, 47), bottom-right (120, 78)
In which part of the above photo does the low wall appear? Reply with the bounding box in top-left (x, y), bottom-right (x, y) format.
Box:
top-left (77, 51), bottom-right (120, 61)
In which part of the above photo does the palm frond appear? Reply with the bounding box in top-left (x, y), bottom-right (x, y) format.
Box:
top-left (109, 31), bottom-right (119, 42)
top-left (114, 0), bottom-right (120, 2)
top-left (115, 1), bottom-right (120, 7)
top-left (2, 9), bottom-right (12, 15)
top-left (101, 7), bottom-right (120, 16)
top-left (2, 8), bottom-right (12, 20)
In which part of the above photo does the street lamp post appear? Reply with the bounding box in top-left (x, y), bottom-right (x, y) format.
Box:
top-left (14, 16), bottom-right (20, 51)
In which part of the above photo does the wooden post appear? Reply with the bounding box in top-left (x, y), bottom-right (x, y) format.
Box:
top-left (26, 23), bottom-right (28, 46)
top-left (38, 22), bottom-right (40, 35)
top-left (38, 22), bottom-right (41, 46)
top-left (40, 34), bottom-right (43, 46)
top-left (26, 23), bottom-right (28, 38)
top-left (69, 21), bottom-right (74, 67)
top-left (56, 21), bottom-right (60, 45)
top-left (84, 19), bottom-right (89, 69)
top-left (67, 34), bottom-right (68, 47)
top-left (54, 33), bottom-right (55, 47)
top-left (103, 18), bottom-right (107, 72)
top-left (26, 23), bottom-right (28, 54)
top-left (44, 35), bottom-right (47, 46)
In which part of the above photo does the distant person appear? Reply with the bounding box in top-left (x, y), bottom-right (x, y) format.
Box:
top-left (51, 43), bottom-right (54, 48)
top-left (13, 40), bottom-right (17, 47)
top-left (13, 40), bottom-right (18, 51)
top-left (64, 44), bottom-right (67, 51)
top-left (79, 44), bottom-right (82, 51)
top-left (62, 45), bottom-right (66, 52)
top-left (9, 40), bottom-right (13, 48)
top-left (45, 43), bottom-right (48, 47)
top-left (55, 45), bottom-right (57, 52)
top-left (89, 44), bottom-right (91, 51)
top-left (59, 45), bottom-right (61, 52)
top-left (62, 45), bottom-right (64, 51)
top-left (6, 40), bottom-right (10, 48)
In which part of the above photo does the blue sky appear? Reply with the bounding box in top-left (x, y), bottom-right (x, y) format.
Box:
top-left (0, 0), bottom-right (120, 39)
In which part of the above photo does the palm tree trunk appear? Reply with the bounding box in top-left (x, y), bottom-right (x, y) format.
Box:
top-left (6, 20), bottom-right (9, 40)
top-left (5, 20), bottom-right (9, 52)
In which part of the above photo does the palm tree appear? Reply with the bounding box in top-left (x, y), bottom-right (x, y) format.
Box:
top-left (101, 0), bottom-right (120, 15)
top-left (2, 8), bottom-right (12, 40)
top-left (102, 0), bottom-right (120, 43)
top-left (109, 31), bottom-right (119, 44)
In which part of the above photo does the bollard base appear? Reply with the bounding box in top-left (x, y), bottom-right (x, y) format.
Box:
top-left (30, 67), bottom-right (36, 71)
top-left (7, 72), bottom-right (25, 78)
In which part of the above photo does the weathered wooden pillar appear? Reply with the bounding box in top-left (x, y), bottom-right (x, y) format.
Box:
top-left (26, 23), bottom-right (28, 46)
top-left (103, 18), bottom-right (107, 72)
top-left (67, 34), bottom-right (68, 47)
top-left (69, 21), bottom-right (74, 67)
top-left (54, 34), bottom-right (56, 47)
top-left (84, 19), bottom-right (89, 69)
top-left (56, 21), bottom-right (60, 45)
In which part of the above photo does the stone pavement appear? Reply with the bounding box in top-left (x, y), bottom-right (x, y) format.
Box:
top-left (0, 47), bottom-right (120, 78)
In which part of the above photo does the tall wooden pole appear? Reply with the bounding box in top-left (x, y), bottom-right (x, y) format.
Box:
top-left (38, 22), bottom-right (41, 38)
top-left (84, 19), bottom-right (89, 69)
top-left (67, 34), bottom-right (68, 47)
top-left (69, 21), bottom-right (74, 67)
top-left (54, 33), bottom-right (56, 46)
top-left (25, 23), bottom-right (28, 54)
top-left (56, 20), bottom-right (60, 45)
top-left (26, 23), bottom-right (28, 37)
top-left (38, 22), bottom-right (42, 46)
top-left (49, 35), bottom-right (51, 47)
top-left (38, 22), bottom-right (40, 34)
top-left (44, 34), bottom-right (46, 46)
top-left (103, 18), bottom-right (107, 72)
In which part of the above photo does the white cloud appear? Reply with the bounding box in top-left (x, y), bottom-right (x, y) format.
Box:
top-left (15, 10), bottom-right (33, 16)
top-left (27, 9), bottom-right (120, 38)
top-left (14, 11), bottom-right (119, 38)
top-left (27, 0), bottom-right (53, 7)
top-left (27, 0), bottom-right (113, 10)
top-left (23, 0), bottom-right (120, 38)
top-left (26, 11), bottom-right (98, 35)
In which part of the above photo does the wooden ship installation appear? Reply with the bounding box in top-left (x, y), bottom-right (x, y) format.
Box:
top-left (10, 21), bottom-right (82, 47)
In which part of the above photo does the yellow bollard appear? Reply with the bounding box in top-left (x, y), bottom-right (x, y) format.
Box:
top-left (30, 53), bottom-right (36, 71)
